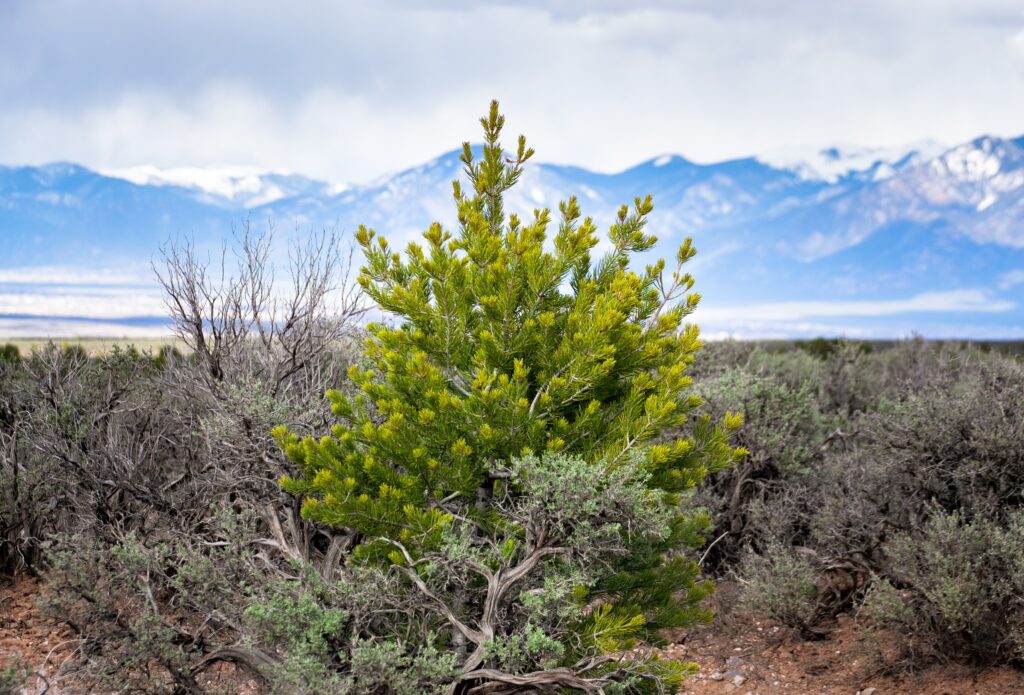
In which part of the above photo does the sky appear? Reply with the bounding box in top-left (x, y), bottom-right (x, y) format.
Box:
top-left (2, 0), bottom-right (1024, 183)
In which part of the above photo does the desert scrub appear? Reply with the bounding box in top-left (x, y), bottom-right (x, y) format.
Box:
top-left (244, 571), bottom-right (460, 695)
top-left (737, 542), bottom-right (819, 634)
top-left (696, 370), bottom-right (830, 477)
top-left (684, 368), bottom-right (831, 569)
top-left (42, 511), bottom-right (286, 693)
top-left (40, 536), bottom-right (207, 694)
top-left (688, 341), bottom-right (1024, 646)
top-left (864, 508), bottom-right (1024, 665)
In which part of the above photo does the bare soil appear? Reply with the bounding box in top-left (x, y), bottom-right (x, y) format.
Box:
top-left (1, 575), bottom-right (77, 693)
top-left (668, 615), bottom-right (1024, 695)
top-left (667, 583), bottom-right (1024, 695)
top-left (0, 575), bottom-right (258, 694)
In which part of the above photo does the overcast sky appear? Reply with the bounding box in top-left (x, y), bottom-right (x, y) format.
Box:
top-left (2, 0), bottom-right (1023, 182)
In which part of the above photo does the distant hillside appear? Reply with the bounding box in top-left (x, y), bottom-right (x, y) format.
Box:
top-left (2, 135), bottom-right (1023, 338)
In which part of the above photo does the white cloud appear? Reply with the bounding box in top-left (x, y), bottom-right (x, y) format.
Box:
top-left (1010, 28), bottom-right (1024, 64)
top-left (0, 289), bottom-right (164, 319)
top-left (699, 321), bottom-right (882, 341)
top-left (0, 266), bottom-right (149, 285)
top-left (1, 1), bottom-right (1023, 181)
top-left (684, 241), bottom-right (744, 273)
top-left (699, 320), bottom-right (1024, 341)
top-left (692, 289), bottom-right (1014, 323)
top-left (998, 269), bottom-right (1024, 290)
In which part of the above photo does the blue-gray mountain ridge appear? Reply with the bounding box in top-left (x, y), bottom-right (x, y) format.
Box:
top-left (2, 134), bottom-right (1023, 338)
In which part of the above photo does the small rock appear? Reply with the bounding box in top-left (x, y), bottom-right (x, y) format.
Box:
top-left (709, 671), bottom-right (725, 681)
top-left (732, 675), bottom-right (746, 686)
top-left (860, 689), bottom-right (877, 695)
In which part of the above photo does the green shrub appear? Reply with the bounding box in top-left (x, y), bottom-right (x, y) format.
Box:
top-left (697, 370), bottom-right (829, 477)
top-left (41, 535), bottom-right (212, 694)
top-left (799, 337), bottom-right (844, 360)
top-left (42, 508), bottom-right (293, 692)
top-left (275, 101), bottom-right (743, 693)
top-left (859, 354), bottom-right (1024, 523)
top-left (244, 562), bottom-right (462, 694)
top-left (243, 574), bottom-right (355, 694)
top-left (345, 641), bottom-right (459, 695)
top-left (0, 344), bottom-right (18, 364)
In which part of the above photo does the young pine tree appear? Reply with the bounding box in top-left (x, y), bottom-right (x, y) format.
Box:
top-left (275, 101), bottom-right (745, 694)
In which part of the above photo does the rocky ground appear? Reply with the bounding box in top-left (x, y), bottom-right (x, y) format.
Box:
top-left (3, 575), bottom-right (1023, 694)
top-left (672, 616), bottom-right (1024, 694)
top-left (662, 583), bottom-right (1024, 695)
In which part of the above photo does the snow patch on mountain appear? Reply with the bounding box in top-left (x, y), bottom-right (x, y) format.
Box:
top-left (940, 142), bottom-right (1002, 181)
top-left (757, 140), bottom-right (945, 182)
top-left (101, 165), bottom-right (334, 207)
top-left (925, 138), bottom-right (1024, 213)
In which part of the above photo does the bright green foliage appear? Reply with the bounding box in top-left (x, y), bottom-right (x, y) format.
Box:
top-left (277, 101), bottom-right (745, 691)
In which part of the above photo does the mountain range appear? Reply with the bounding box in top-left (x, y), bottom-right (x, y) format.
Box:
top-left (2, 134), bottom-right (1024, 339)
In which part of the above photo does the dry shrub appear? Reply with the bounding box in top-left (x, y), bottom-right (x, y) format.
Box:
top-left (0, 227), bottom-right (367, 690)
top-left (864, 508), bottom-right (1024, 665)
top-left (690, 340), bottom-right (1024, 666)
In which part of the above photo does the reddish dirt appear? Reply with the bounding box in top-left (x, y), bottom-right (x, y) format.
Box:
top-left (662, 584), bottom-right (1024, 695)
top-left (4, 575), bottom-right (1024, 694)
top-left (0, 574), bottom-right (77, 693)
top-left (665, 615), bottom-right (1024, 694)
top-left (0, 574), bottom-right (258, 694)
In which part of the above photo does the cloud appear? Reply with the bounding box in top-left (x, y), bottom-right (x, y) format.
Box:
top-left (699, 320), bottom-right (1024, 341)
top-left (0, 266), bottom-right (150, 286)
top-left (683, 241), bottom-right (744, 273)
top-left (0, 288), bottom-right (165, 319)
top-left (692, 288), bottom-right (1014, 323)
top-left (1, 1), bottom-right (1024, 181)
top-left (1010, 28), bottom-right (1024, 65)
top-left (998, 269), bottom-right (1024, 290)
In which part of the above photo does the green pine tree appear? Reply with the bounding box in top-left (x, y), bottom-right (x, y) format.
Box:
top-left (275, 101), bottom-right (745, 693)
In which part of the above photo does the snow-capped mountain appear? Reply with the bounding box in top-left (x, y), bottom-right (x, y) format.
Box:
top-left (755, 140), bottom-right (946, 183)
top-left (100, 165), bottom-right (343, 208)
top-left (2, 134), bottom-right (1024, 339)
